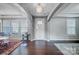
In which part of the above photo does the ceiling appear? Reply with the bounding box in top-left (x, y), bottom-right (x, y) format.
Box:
top-left (0, 3), bottom-right (79, 18)
top-left (54, 3), bottom-right (79, 17)
top-left (0, 3), bottom-right (26, 16)
top-left (19, 3), bottom-right (59, 17)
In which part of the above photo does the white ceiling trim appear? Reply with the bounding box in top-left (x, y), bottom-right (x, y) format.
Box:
top-left (47, 3), bottom-right (64, 22)
top-left (47, 3), bottom-right (60, 21)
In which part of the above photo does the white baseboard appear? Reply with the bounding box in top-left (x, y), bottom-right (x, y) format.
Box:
top-left (30, 39), bottom-right (50, 42)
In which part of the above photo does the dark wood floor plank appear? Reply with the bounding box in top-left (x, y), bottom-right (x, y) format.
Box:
top-left (10, 40), bottom-right (63, 55)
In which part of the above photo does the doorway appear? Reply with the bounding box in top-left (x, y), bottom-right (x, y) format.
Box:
top-left (34, 18), bottom-right (46, 40)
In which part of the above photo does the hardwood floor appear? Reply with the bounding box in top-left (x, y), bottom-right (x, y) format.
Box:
top-left (10, 40), bottom-right (63, 55)
top-left (0, 41), bottom-right (21, 55)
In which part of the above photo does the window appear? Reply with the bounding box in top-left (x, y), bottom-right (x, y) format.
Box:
top-left (67, 18), bottom-right (76, 35)
top-left (3, 19), bottom-right (28, 35)
top-left (12, 22), bottom-right (19, 33)
top-left (3, 20), bottom-right (11, 35)
top-left (20, 20), bottom-right (28, 34)
top-left (37, 21), bottom-right (43, 24)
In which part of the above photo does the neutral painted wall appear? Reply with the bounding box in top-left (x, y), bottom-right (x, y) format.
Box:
top-left (47, 17), bottom-right (79, 40)
top-left (26, 14), bottom-right (34, 40)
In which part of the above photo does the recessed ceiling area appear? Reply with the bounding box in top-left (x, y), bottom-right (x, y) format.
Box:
top-left (19, 3), bottom-right (59, 17)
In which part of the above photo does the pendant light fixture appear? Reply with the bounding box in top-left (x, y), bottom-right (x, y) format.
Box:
top-left (36, 3), bottom-right (43, 13)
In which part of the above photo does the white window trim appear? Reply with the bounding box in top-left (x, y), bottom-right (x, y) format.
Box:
top-left (66, 18), bottom-right (76, 35)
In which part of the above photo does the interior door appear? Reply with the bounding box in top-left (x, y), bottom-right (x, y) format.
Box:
top-left (35, 18), bottom-right (45, 40)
